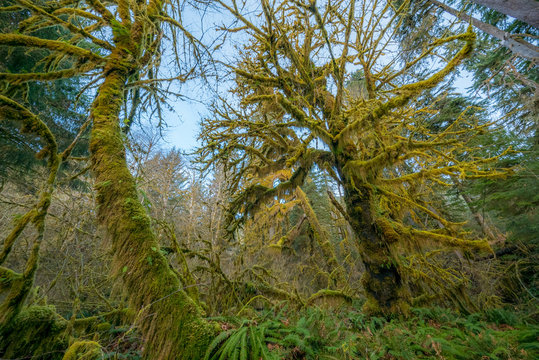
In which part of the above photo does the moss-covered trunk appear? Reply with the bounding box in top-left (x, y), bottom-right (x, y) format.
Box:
top-left (89, 51), bottom-right (214, 359)
top-left (336, 160), bottom-right (410, 315)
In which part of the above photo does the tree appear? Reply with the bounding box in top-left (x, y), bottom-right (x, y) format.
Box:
top-left (465, 131), bottom-right (538, 304)
top-left (0, 1), bottom-right (214, 358)
top-left (427, 0), bottom-right (539, 61)
top-left (468, 0), bottom-right (539, 28)
top-left (0, 5), bottom-right (89, 185)
top-left (201, 0), bottom-right (509, 315)
top-left (393, 0), bottom-right (538, 306)
top-left (395, 0), bottom-right (538, 139)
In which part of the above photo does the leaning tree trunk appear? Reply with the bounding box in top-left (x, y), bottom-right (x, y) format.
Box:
top-left (336, 162), bottom-right (410, 316)
top-left (89, 49), bottom-right (215, 360)
top-left (452, 178), bottom-right (506, 245)
top-left (470, 0), bottom-right (539, 28)
top-left (428, 0), bottom-right (539, 61)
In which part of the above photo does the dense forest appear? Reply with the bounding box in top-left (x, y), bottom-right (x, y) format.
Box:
top-left (0, 0), bottom-right (537, 359)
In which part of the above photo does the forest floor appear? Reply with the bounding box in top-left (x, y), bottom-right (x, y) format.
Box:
top-left (98, 303), bottom-right (538, 359)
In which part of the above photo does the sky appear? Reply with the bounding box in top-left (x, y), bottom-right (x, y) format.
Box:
top-left (161, 67), bottom-right (478, 154)
top-left (158, 1), bottom-right (482, 154)
top-left (162, 94), bottom-right (208, 152)
top-left (155, 2), bottom-right (245, 153)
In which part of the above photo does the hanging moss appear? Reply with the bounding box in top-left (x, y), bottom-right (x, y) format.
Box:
top-left (295, 186), bottom-right (346, 287)
top-left (0, 305), bottom-right (68, 360)
top-left (62, 341), bottom-right (102, 360)
top-left (89, 50), bottom-right (216, 359)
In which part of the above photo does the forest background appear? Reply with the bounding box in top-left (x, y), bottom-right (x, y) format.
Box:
top-left (0, 0), bottom-right (537, 359)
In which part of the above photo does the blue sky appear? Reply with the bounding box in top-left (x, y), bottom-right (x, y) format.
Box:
top-left (162, 97), bottom-right (207, 152)
top-left (162, 73), bottom-right (478, 153)
top-left (159, 1), bottom-right (481, 153)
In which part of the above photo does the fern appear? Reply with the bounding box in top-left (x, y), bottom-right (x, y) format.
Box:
top-left (204, 320), bottom-right (281, 360)
top-left (207, 306), bottom-right (537, 359)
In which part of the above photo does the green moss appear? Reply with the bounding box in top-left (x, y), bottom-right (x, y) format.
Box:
top-left (0, 33), bottom-right (102, 63)
top-left (374, 217), bottom-right (400, 243)
top-left (0, 266), bottom-right (22, 291)
top-left (62, 341), bottom-right (102, 360)
top-left (296, 186), bottom-right (346, 286)
top-left (96, 322), bottom-right (111, 332)
top-left (0, 306), bottom-right (68, 360)
top-left (305, 289), bottom-right (354, 307)
top-left (89, 56), bottom-right (216, 359)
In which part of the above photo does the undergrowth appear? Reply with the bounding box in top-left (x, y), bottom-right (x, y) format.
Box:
top-left (205, 303), bottom-right (538, 359)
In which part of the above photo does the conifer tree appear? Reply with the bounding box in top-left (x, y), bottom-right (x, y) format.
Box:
top-left (0, 5), bottom-right (89, 183)
top-left (395, 0), bottom-right (538, 139)
top-left (394, 0), bottom-right (538, 305)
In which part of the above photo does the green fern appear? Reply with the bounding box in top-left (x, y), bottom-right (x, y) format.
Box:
top-left (207, 306), bottom-right (537, 360)
top-left (204, 320), bottom-right (281, 360)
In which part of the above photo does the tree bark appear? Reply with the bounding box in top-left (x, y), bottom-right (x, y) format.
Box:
top-left (336, 159), bottom-right (410, 315)
top-left (470, 0), bottom-right (539, 28)
top-left (89, 49), bottom-right (214, 360)
top-left (428, 0), bottom-right (539, 61)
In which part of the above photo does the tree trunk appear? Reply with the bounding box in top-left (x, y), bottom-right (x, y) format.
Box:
top-left (457, 186), bottom-right (506, 245)
top-left (470, 0), bottom-right (539, 28)
top-left (89, 50), bottom-right (214, 360)
top-left (336, 161), bottom-right (410, 315)
top-left (428, 0), bottom-right (539, 61)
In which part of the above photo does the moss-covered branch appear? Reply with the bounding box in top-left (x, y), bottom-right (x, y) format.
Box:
top-left (0, 267), bottom-right (22, 292)
top-left (62, 341), bottom-right (103, 360)
top-left (0, 34), bottom-right (104, 61)
top-left (15, 0), bottom-right (114, 51)
top-left (336, 28), bottom-right (475, 142)
top-left (0, 62), bottom-right (100, 84)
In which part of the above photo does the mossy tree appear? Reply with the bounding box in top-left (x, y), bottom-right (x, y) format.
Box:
top-left (0, 0), bottom-right (215, 358)
top-left (0, 96), bottom-right (60, 326)
top-left (200, 0), bottom-right (509, 315)
top-left (394, 0), bottom-right (538, 306)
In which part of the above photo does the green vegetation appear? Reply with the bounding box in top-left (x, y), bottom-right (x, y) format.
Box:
top-left (205, 304), bottom-right (538, 360)
top-left (0, 0), bottom-right (537, 359)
